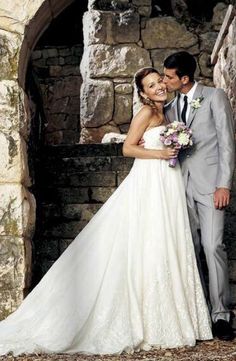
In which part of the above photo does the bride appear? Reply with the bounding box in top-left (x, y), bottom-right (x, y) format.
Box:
top-left (0, 67), bottom-right (212, 356)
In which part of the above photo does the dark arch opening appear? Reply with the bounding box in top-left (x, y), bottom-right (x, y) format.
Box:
top-left (25, 0), bottom-right (88, 288)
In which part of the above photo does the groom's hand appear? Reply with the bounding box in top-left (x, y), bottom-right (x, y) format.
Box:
top-left (214, 188), bottom-right (230, 209)
top-left (138, 138), bottom-right (145, 147)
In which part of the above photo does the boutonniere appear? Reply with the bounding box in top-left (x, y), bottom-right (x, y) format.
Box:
top-left (191, 96), bottom-right (204, 111)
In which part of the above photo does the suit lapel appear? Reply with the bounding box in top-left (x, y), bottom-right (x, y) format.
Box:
top-left (187, 83), bottom-right (204, 127)
top-left (166, 96), bottom-right (180, 122)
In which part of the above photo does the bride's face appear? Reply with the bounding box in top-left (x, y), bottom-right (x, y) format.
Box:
top-left (141, 72), bottom-right (167, 103)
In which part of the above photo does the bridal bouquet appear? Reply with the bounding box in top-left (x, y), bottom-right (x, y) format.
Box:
top-left (160, 121), bottom-right (193, 168)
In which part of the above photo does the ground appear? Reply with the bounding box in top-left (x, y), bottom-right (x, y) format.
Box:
top-left (1, 339), bottom-right (236, 361)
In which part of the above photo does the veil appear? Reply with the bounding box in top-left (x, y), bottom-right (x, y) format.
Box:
top-left (132, 80), bottom-right (143, 116)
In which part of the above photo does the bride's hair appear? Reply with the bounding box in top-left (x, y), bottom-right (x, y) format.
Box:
top-left (134, 67), bottom-right (161, 106)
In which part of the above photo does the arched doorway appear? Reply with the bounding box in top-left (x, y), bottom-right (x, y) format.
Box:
top-left (26, 1), bottom-right (87, 286)
top-left (0, 0), bottom-right (87, 319)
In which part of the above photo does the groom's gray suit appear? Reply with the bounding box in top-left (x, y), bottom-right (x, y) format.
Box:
top-left (165, 83), bottom-right (235, 322)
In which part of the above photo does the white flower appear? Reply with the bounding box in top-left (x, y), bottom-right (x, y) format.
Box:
top-left (191, 96), bottom-right (204, 110)
top-left (166, 128), bottom-right (175, 135)
top-left (172, 121), bottom-right (179, 128)
top-left (178, 133), bottom-right (190, 146)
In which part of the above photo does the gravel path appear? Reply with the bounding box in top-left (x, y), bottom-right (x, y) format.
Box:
top-left (1, 339), bottom-right (236, 361)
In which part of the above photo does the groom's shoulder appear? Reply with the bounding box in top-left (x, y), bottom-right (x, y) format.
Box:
top-left (164, 97), bottom-right (176, 110)
top-left (200, 84), bottom-right (225, 97)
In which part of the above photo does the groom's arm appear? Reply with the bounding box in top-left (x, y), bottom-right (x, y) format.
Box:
top-left (212, 88), bottom-right (235, 208)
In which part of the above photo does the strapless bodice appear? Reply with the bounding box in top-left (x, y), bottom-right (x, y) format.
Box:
top-left (143, 125), bottom-right (166, 150)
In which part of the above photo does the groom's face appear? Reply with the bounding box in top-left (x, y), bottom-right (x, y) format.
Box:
top-left (163, 68), bottom-right (183, 93)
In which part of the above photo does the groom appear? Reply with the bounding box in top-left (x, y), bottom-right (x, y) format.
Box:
top-left (163, 51), bottom-right (235, 341)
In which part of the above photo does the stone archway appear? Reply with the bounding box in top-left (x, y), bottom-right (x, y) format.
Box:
top-left (0, 0), bottom-right (80, 319)
top-left (1, 0), bottom-right (234, 319)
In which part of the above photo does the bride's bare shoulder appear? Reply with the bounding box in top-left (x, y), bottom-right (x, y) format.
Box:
top-left (135, 105), bottom-right (154, 118)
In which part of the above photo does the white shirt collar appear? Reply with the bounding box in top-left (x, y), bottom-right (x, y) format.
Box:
top-left (179, 81), bottom-right (198, 103)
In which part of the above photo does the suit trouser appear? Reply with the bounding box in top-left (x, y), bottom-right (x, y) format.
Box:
top-left (186, 176), bottom-right (230, 323)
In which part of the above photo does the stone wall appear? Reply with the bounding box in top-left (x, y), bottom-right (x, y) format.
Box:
top-left (79, 1), bottom-right (228, 143)
top-left (32, 45), bottom-right (83, 145)
top-left (0, 0), bottom-right (234, 320)
top-left (0, 33), bottom-right (36, 319)
top-left (0, 0), bottom-right (75, 319)
top-left (213, 11), bottom-right (236, 303)
top-left (30, 2), bottom-right (229, 146)
top-left (213, 14), bottom-right (236, 119)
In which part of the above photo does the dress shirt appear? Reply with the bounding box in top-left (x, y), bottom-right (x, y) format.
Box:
top-left (179, 82), bottom-right (198, 121)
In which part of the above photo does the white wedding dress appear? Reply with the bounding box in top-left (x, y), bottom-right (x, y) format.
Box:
top-left (0, 126), bottom-right (212, 356)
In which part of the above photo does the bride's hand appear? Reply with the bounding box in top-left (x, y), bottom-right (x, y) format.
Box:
top-left (160, 147), bottom-right (179, 160)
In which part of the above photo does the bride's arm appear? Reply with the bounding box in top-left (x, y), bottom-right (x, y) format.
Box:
top-left (122, 107), bottom-right (176, 160)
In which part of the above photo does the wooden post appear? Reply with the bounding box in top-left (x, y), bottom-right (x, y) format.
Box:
top-left (211, 4), bottom-right (235, 65)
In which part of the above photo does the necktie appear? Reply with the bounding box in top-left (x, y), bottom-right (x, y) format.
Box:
top-left (181, 95), bottom-right (188, 124)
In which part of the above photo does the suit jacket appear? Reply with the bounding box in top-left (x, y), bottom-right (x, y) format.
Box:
top-left (164, 83), bottom-right (235, 194)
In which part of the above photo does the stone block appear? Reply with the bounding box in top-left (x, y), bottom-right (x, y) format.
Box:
top-left (67, 96), bottom-right (81, 115)
top-left (117, 171), bottom-right (129, 185)
top-left (132, 0), bottom-right (151, 5)
top-left (36, 239), bottom-right (60, 260)
top-left (47, 76), bottom-right (82, 101)
top-left (58, 47), bottom-right (71, 57)
top-left (44, 130), bottom-right (64, 145)
top-left (88, 0), bottom-right (132, 12)
top-left (42, 48), bottom-right (58, 58)
top-left (112, 156), bottom-right (134, 171)
top-left (228, 17), bottom-right (236, 46)
top-left (141, 17), bottom-right (198, 49)
top-left (69, 171), bottom-right (117, 187)
top-left (151, 46), bottom-right (200, 73)
top-left (46, 114), bottom-right (74, 132)
top-left (39, 260), bottom-right (55, 277)
top-left (43, 143), bottom-right (119, 158)
top-left (42, 187), bottom-right (89, 204)
top-left (0, 288), bottom-right (24, 320)
top-left (212, 2), bottom-right (228, 31)
top-left (198, 52), bottom-right (213, 78)
top-left (0, 236), bottom-right (31, 290)
top-left (137, 6), bottom-right (152, 17)
top-left (46, 57), bottom-right (60, 66)
top-left (59, 239), bottom-right (73, 254)
top-left (229, 260), bottom-right (236, 282)
top-left (0, 184), bottom-right (35, 238)
top-left (80, 44), bottom-right (151, 78)
top-left (42, 204), bottom-right (61, 219)
top-left (90, 187), bottom-right (116, 202)
top-left (113, 94), bottom-right (133, 125)
top-left (0, 30), bottom-right (21, 81)
top-left (119, 123), bottom-right (130, 134)
top-left (200, 32), bottom-right (218, 54)
top-left (43, 220), bottom-right (88, 238)
top-left (223, 45), bottom-right (236, 86)
top-left (64, 55), bottom-right (79, 65)
top-left (230, 283), bottom-right (236, 305)
top-left (62, 203), bottom-right (102, 221)
top-left (49, 65), bottom-right (81, 77)
top-left (31, 50), bottom-right (42, 60)
top-left (0, 130), bottom-right (30, 185)
top-left (46, 96), bottom-right (70, 114)
top-left (80, 79), bottom-right (114, 127)
top-left (45, 156), bottom-right (112, 173)
top-left (62, 130), bottom-right (80, 144)
top-left (0, 81), bottom-right (21, 132)
top-left (115, 83), bottom-right (133, 94)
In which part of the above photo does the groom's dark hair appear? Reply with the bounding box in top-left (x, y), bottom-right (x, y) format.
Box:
top-left (164, 51), bottom-right (196, 82)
